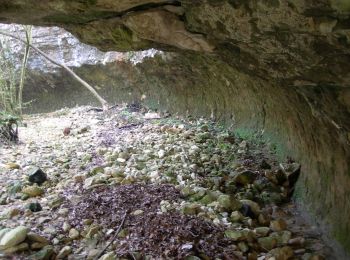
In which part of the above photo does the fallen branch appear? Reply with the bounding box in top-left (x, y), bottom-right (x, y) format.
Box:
top-left (0, 30), bottom-right (109, 111)
top-left (87, 104), bottom-right (119, 112)
top-left (94, 211), bottom-right (128, 260)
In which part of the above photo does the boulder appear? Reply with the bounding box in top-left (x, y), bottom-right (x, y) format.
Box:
top-left (217, 194), bottom-right (242, 212)
top-left (28, 167), bottom-right (47, 185)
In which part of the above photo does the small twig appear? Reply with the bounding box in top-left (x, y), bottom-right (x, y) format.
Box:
top-left (129, 252), bottom-right (137, 260)
top-left (0, 30), bottom-right (109, 110)
top-left (94, 211), bottom-right (128, 260)
top-left (118, 123), bottom-right (143, 130)
top-left (87, 105), bottom-right (119, 113)
top-left (107, 104), bottom-right (119, 111)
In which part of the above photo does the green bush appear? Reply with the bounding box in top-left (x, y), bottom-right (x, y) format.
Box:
top-left (0, 26), bottom-right (32, 142)
top-left (0, 39), bottom-right (19, 115)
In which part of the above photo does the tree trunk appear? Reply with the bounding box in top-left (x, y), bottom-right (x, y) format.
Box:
top-left (0, 30), bottom-right (109, 110)
top-left (18, 25), bottom-right (32, 116)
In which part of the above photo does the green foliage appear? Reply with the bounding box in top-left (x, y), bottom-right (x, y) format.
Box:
top-left (234, 128), bottom-right (260, 141)
top-left (110, 26), bottom-right (135, 51)
top-left (234, 127), bottom-right (286, 160)
top-left (217, 142), bottom-right (231, 151)
top-left (0, 25), bottom-right (32, 142)
top-left (0, 39), bottom-right (18, 116)
top-left (0, 25), bottom-right (32, 117)
top-left (234, 128), bottom-right (269, 148)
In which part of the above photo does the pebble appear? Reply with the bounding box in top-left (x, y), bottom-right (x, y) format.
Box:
top-left (27, 202), bottom-right (42, 212)
top-left (238, 241), bottom-right (249, 252)
top-left (30, 245), bottom-right (54, 260)
top-left (6, 208), bottom-right (21, 218)
top-left (230, 211), bottom-right (244, 222)
top-left (57, 246), bottom-right (72, 259)
top-left (83, 219), bottom-right (94, 225)
top-left (258, 236), bottom-right (277, 251)
top-left (271, 230), bottom-right (292, 245)
top-left (254, 227), bottom-right (270, 237)
top-left (268, 246), bottom-right (294, 259)
top-left (289, 237), bottom-right (305, 246)
top-left (0, 226), bottom-right (29, 249)
top-left (31, 242), bottom-right (47, 250)
top-left (85, 225), bottom-right (100, 238)
top-left (22, 185), bottom-right (44, 197)
top-left (181, 203), bottom-right (201, 215)
top-left (217, 195), bottom-right (242, 211)
top-left (2, 242), bottom-right (29, 254)
top-left (240, 199), bottom-right (261, 216)
top-left (98, 252), bottom-right (116, 260)
top-left (232, 170), bottom-right (256, 185)
top-left (158, 149), bottom-right (166, 158)
top-left (225, 230), bottom-right (246, 241)
top-left (57, 208), bottom-right (69, 216)
top-left (68, 228), bottom-right (80, 239)
top-left (5, 163), bottom-right (20, 170)
top-left (87, 248), bottom-right (100, 259)
top-left (270, 219), bottom-right (287, 231)
top-left (27, 233), bottom-right (50, 244)
top-left (132, 209), bottom-right (144, 216)
top-left (0, 106), bottom-right (331, 259)
top-left (62, 222), bottom-right (71, 232)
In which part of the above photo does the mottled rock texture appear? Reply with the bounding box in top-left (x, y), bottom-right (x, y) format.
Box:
top-left (0, 0), bottom-right (349, 255)
top-left (0, 24), bottom-right (121, 71)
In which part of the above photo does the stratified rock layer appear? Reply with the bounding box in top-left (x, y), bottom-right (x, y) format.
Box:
top-left (0, 0), bottom-right (349, 255)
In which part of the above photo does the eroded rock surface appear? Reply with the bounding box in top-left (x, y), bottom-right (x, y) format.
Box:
top-left (0, 24), bottom-right (122, 71)
top-left (0, 0), bottom-right (349, 256)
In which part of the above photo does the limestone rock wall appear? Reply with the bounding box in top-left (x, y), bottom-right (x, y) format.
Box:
top-left (0, 0), bottom-right (349, 255)
top-left (0, 23), bottom-right (123, 71)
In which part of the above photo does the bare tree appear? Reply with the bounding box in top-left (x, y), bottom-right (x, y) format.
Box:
top-left (17, 25), bottom-right (32, 116)
top-left (0, 30), bottom-right (109, 110)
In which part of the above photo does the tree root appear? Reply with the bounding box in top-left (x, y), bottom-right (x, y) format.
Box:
top-left (0, 120), bottom-right (18, 143)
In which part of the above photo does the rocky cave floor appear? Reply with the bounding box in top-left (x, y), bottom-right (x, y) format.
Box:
top-left (0, 105), bottom-right (335, 260)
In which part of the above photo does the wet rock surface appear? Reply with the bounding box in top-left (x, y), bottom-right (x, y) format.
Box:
top-left (0, 106), bottom-right (336, 259)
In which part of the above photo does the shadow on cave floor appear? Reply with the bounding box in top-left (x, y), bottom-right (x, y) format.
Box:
top-left (0, 105), bottom-right (335, 259)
